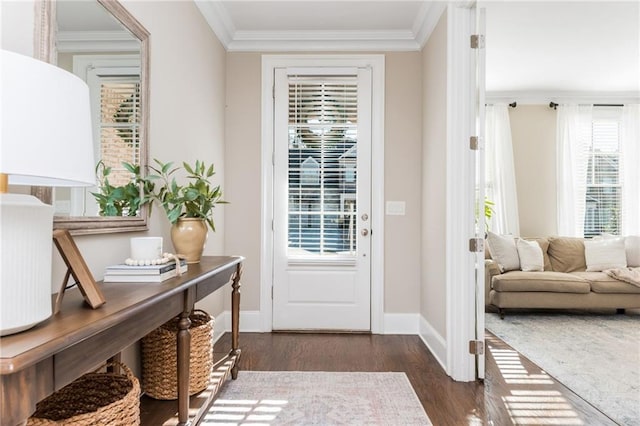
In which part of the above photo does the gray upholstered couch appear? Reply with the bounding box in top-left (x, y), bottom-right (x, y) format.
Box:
top-left (485, 236), bottom-right (640, 318)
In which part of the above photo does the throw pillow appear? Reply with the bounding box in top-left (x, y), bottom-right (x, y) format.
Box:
top-left (524, 237), bottom-right (552, 271)
top-left (487, 232), bottom-right (520, 272)
top-left (596, 234), bottom-right (640, 267)
top-left (584, 238), bottom-right (627, 271)
top-left (625, 236), bottom-right (640, 267)
top-left (516, 238), bottom-right (544, 272)
top-left (547, 237), bottom-right (586, 272)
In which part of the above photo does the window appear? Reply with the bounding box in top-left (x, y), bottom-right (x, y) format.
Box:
top-left (584, 107), bottom-right (623, 237)
top-left (99, 77), bottom-right (141, 187)
top-left (287, 76), bottom-right (359, 256)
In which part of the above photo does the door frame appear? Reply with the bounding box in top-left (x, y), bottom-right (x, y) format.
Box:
top-left (260, 54), bottom-right (385, 333)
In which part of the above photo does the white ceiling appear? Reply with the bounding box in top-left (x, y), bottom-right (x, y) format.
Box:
top-left (197, 0), bottom-right (640, 96)
top-left (56, 0), bottom-right (640, 96)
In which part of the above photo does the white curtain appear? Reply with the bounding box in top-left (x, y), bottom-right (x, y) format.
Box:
top-left (621, 104), bottom-right (640, 235)
top-left (556, 105), bottom-right (593, 237)
top-left (485, 104), bottom-right (520, 236)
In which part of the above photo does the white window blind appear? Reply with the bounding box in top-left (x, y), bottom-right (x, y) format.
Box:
top-left (99, 77), bottom-right (141, 187)
top-left (287, 76), bottom-right (359, 258)
top-left (584, 107), bottom-right (623, 237)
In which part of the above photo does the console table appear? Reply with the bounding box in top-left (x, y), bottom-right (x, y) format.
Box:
top-left (0, 256), bottom-right (243, 426)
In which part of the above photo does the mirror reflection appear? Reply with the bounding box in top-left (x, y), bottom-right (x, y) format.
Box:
top-left (53, 0), bottom-right (144, 219)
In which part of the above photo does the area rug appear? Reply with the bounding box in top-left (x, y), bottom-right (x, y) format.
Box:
top-left (201, 371), bottom-right (432, 425)
top-left (486, 311), bottom-right (640, 425)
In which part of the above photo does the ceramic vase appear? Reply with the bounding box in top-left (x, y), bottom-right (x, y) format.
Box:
top-left (170, 218), bottom-right (208, 264)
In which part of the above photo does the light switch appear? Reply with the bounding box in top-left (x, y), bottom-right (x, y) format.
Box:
top-left (386, 201), bottom-right (406, 216)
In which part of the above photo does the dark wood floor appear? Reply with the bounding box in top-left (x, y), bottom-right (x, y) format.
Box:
top-left (213, 332), bottom-right (616, 425)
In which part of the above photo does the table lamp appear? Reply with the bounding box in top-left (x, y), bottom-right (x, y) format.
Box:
top-left (0, 50), bottom-right (96, 336)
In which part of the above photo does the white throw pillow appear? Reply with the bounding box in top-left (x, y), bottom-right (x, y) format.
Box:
top-left (584, 238), bottom-right (627, 271)
top-left (487, 232), bottom-right (520, 272)
top-left (624, 236), bottom-right (640, 267)
top-left (516, 238), bottom-right (544, 272)
top-left (596, 234), bottom-right (640, 267)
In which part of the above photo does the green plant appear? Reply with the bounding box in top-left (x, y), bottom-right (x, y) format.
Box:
top-left (147, 159), bottom-right (226, 231)
top-left (91, 161), bottom-right (152, 216)
top-left (484, 197), bottom-right (495, 232)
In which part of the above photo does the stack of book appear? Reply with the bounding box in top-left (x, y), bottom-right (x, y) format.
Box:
top-left (103, 259), bottom-right (188, 283)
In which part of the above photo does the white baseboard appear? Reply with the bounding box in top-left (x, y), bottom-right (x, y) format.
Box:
top-left (213, 310), bottom-right (263, 344)
top-left (418, 315), bottom-right (447, 371)
top-left (382, 313), bottom-right (420, 334)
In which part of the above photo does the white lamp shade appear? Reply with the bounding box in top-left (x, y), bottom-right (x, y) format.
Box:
top-left (1, 49), bottom-right (95, 187)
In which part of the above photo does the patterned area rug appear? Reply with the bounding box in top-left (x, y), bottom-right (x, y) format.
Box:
top-left (486, 310), bottom-right (640, 425)
top-left (201, 371), bottom-right (432, 425)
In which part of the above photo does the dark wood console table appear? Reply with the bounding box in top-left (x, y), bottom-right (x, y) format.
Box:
top-left (0, 256), bottom-right (243, 426)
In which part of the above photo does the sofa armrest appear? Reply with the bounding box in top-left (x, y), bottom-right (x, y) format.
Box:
top-left (484, 259), bottom-right (501, 306)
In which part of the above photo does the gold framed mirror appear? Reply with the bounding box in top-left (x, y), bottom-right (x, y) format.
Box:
top-left (34, 0), bottom-right (150, 235)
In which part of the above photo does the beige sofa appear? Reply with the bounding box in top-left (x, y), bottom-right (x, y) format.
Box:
top-left (485, 236), bottom-right (640, 318)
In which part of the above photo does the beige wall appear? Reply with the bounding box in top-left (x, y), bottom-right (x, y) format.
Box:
top-left (509, 105), bottom-right (558, 237)
top-left (0, 1), bottom-right (34, 56)
top-left (383, 52), bottom-right (423, 313)
top-left (420, 10), bottom-right (448, 338)
top-left (224, 53), bottom-right (263, 311)
top-left (224, 52), bottom-right (424, 314)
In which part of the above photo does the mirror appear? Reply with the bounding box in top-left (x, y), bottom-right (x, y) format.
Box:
top-left (34, 0), bottom-right (149, 235)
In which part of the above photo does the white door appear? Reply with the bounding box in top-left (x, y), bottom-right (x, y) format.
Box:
top-left (474, 4), bottom-right (487, 380)
top-left (272, 67), bottom-right (372, 331)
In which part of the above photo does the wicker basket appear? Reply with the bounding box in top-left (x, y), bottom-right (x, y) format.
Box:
top-left (141, 309), bottom-right (214, 400)
top-left (27, 361), bottom-right (140, 426)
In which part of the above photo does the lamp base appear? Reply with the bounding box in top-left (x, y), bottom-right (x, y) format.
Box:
top-left (0, 193), bottom-right (53, 336)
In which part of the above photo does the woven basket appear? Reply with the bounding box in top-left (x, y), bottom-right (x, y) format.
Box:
top-left (141, 309), bottom-right (214, 400)
top-left (27, 361), bottom-right (140, 426)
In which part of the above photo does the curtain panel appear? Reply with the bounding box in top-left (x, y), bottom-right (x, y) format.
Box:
top-left (556, 105), bottom-right (593, 237)
top-left (485, 104), bottom-right (520, 236)
top-left (621, 104), bottom-right (640, 235)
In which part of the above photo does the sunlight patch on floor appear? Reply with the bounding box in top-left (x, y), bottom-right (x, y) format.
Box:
top-left (201, 398), bottom-right (288, 425)
top-left (487, 336), bottom-right (584, 426)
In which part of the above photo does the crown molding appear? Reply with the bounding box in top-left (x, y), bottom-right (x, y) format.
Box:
top-left (227, 30), bottom-right (420, 52)
top-left (414, 1), bottom-right (446, 48)
top-left (56, 30), bottom-right (139, 53)
top-left (194, 0), bottom-right (235, 47)
top-left (195, 1), bottom-right (443, 52)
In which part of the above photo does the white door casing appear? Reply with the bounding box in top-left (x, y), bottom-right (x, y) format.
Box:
top-left (261, 55), bottom-right (385, 333)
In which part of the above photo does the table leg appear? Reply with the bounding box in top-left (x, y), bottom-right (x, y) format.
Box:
top-left (177, 308), bottom-right (192, 425)
top-left (230, 264), bottom-right (242, 379)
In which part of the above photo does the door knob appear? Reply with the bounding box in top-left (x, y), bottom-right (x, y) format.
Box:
top-left (361, 229), bottom-right (369, 236)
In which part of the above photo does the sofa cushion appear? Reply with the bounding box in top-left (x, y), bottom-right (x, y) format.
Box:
top-left (487, 232), bottom-right (520, 272)
top-left (517, 238), bottom-right (544, 272)
top-left (584, 238), bottom-right (627, 271)
top-left (491, 271), bottom-right (591, 293)
top-left (570, 271), bottom-right (640, 294)
top-left (548, 236), bottom-right (586, 272)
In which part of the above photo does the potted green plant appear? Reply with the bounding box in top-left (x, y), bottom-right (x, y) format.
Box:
top-left (147, 159), bottom-right (226, 263)
top-left (91, 161), bottom-right (152, 217)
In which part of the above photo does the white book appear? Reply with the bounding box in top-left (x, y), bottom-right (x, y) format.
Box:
top-left (104, 264), bottom-right (188, 282)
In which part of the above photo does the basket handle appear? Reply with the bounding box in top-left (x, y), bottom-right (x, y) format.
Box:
top-left (93, 360), bottom-right (136, 382)
top-left (192, 308), bottom-right (212, 319)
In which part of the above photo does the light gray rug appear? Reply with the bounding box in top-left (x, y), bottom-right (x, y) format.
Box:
top-left (486, 310), bottom-right (640, 425)
top-left (201, 371), bottom-right (432, 425)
